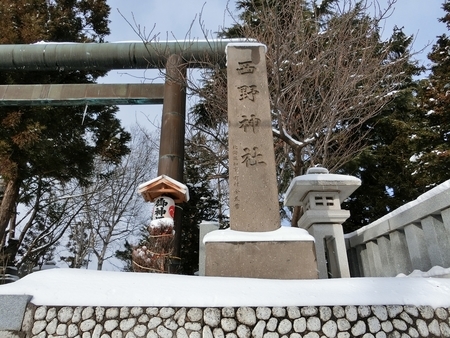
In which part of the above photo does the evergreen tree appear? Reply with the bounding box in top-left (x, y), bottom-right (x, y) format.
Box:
top-left (191, 0), bottom-right (413, 226)
top-left (0, 0), bottom-right (130, 265)
top-left (410, 2), bottom-right (450, 188)
top-left (114, 240), bottom-right (135, 272)
top-left (340, 27), bottom-right (426, 232)
top-left (179, 136), bottom-right (221, 275)
top-left (342, 4), bottom-right (450, 232)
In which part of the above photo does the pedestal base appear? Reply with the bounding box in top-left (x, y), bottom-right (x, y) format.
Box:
top-left (204, 228), bottom-right (318, 279)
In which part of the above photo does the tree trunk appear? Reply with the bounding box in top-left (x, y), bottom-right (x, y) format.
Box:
top-left (0, 178), bottom-right (19, 248)
top-left (290, 206), bottom-right (301, 227)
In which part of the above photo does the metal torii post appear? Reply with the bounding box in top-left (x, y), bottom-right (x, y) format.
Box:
top-left (0, 40), bottom-right (232, 271)
top-left (158, 54), bottom-right (187, 269)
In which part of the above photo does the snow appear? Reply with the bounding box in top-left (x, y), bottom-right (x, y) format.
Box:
top-left (1, 268), bottom-right (450, 307)
top-left (225, 41), bottom-right (267, 66)
top-left (398, 266), bottom-right (450, 278)
top-left (203, 226), bottom-right (314, 243)
top-left (225, 42), bottom-right (267, 54)
top-left (150, 217), bottom-right (174, 229)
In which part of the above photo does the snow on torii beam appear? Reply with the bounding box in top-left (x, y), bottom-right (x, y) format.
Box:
top-left (0, 40), bottom-right (232, 71)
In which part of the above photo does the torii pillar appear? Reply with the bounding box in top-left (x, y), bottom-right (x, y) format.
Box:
top-left (158, 54), bottom-right (187, 268)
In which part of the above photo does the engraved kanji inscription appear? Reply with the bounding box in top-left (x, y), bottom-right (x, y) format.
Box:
top-left (239, 114), bottom-right (261, 133)
top-left (241, 147), bottom-right (266, 167)
top-left (238, 85), bottom-right (259, 101)
top-left (237, 60), bottom-right (256, 74)
top-left (226, 45), bottom-right (281, 232)
top-left (153, 197), bottom-right (168, 219)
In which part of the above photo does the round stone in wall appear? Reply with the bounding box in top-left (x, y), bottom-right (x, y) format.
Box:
top-left (237, 324), bottom-right (251, 338)
top-left (159, 308), bottom-right (175, 319)
top-left (237, 307), bottom-right (256, 326)
top-left (418, 306), bottom-right (434, 320)
top-left (222, 308), bottom-right (235, 318)
top-left (204, 308), bottom-right (221, 327)
top-left (187, 308), bottom-right (203, 322)
top-left (272, 307), bottom-right (286, 318)
top-left (351, 320), bottom-right (367, 336)
top-left (287, 307), bottom-right (301, 319)
top-left (214, 327), bottom-right (225, 338)
top-left (301, 307), bottom-right (318, 317)
top-left (371, 306), bottom-right (387, 321)
top-left (320, 307), bottom-right (332, 321)
top-left (34, 306), bottom-right (47, 320)
top-left (32, 320), bottom-right (47, 335)
top-left (221, 318), bottom-right (237, 332)
top-left (345, 306), bottom-right (358, 322)
top-left (83, 307), bottom-right (95, 320)
top-left (306, 317), bottom-right (321, 332)
top-left (322, 320), bottom-right (337, 338)
top-left (104, 320), bottom-right (119, 332)
top-left (278, 319), bottom-right (293, 335)
top-left (106, 308), bottom-right (119, 319)
top-left (252, 320), bottom-right (266, 338)
top-left (256, 307), bottom-right (271, 320)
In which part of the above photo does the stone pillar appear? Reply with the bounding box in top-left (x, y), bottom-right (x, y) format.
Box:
top-left (389, 230), bottom-right (412, 275)
top-left (422, 215), bottom-right (450, 267)
top-left (365, 240), bottom-right (383, 277)
top-left (309, 224), bottom-right (350, 278)
top-left (198, 221), bottom-right (219, 276)
top-left (357, 244), bottom-right (371, 277)
top-left (226, 44), bottom-right (280, 232)
top-left (377, 235), bottom-right (396, 277)
top-left (404, 222), bottom-right (432, 271)
top-left (204, 43), bottom-right (317, 279)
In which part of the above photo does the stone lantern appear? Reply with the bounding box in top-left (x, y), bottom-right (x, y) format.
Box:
top-left (284, 167), bottom-right (361, 278)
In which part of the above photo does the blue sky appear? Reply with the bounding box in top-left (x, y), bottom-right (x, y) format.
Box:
top-left (105, 0), bottom-right (445, 61)
top-left (102, 0), bottom-right (447, 127)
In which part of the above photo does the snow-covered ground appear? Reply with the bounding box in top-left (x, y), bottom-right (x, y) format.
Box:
top-left (1, 268), bottom-right (450, 308)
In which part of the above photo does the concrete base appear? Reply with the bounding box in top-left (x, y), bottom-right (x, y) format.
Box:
top-left (0, 295), bottom-right (32, 334)
top-left (205, 241), bottom-right (318, 279)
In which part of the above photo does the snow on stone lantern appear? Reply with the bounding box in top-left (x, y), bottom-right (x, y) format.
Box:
top-left (135, 175), bottom-right (189, 273)
top-left (284, 167), bottom-right (361, 278)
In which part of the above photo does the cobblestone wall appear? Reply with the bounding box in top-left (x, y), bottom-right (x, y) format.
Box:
top-left (22, 304), bottom-right (450, 338)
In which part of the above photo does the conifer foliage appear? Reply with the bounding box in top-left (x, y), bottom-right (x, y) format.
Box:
top-left (0, 0), bottom-right (131, 267)
top-left (412, 2), bottom-right (450, 187)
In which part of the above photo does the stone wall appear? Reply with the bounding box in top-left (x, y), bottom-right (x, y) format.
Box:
top-left (19, 304), bottom-right (450, 338)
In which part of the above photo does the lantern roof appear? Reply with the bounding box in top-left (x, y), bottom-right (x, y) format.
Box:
top-left (138, 175), bottom-right (189, 203)
top-left (284, 167), bottom-right (361, 207)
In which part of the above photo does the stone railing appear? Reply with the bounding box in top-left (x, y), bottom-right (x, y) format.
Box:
top-left (345, 180), bottom-right (450, 277)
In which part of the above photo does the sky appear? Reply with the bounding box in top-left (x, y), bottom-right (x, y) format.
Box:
top-left (101, 0), bottom-right (447, 129)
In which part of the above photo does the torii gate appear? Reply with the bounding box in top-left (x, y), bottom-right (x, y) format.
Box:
top-left (0, 40), bottom-right (231, 263)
